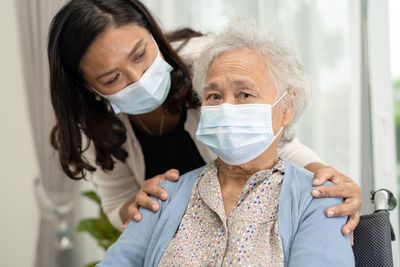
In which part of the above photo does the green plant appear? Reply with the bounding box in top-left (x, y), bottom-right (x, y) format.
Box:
top-left (76, 191), bottom-right (121, 267)
top-left (394, 78), bottom-right (400, 90)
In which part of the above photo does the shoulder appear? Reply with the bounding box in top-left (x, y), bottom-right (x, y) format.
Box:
top-left (279, 160), bottom-right (353, 266)
top-left (131, 166), bottom-right (206, 236)
top-left (116, 112), bottom-right (130, 124)
top-left (281, 159), bottom-right (342, 215)
top-left (282, 159), bottom-right (314, 200)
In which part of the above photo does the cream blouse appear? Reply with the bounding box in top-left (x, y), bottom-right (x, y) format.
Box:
top-left (159, 159), bottom-right (285, 266)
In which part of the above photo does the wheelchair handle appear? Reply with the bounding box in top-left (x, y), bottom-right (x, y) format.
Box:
top-left (371, 189), bottom-right (397, 212)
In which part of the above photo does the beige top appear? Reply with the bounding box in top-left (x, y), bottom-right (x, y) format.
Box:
top-left (159, 159), bottom-right (285, 266)
top-left (84, 37), bottom-right (323, 231)
top-left (84, 108), bottom-right (215, 230)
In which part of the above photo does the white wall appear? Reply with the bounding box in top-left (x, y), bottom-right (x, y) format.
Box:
top-left (368, 1), bottom-right (399, 264)
top-left (0, 1), bottom-right (40, 266)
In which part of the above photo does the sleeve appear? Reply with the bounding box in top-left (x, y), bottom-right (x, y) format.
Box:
top-left (83, 138), bottom-right (141, 231)
top-left (287, 197), bottom-right (355, 267)
top-left (96, 199), bottom-right (162, 267)
top-left (278, 138), bottom-right (324, 167)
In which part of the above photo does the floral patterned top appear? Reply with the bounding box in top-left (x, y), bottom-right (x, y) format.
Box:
top-left (158, 158), bottom-right (286, 266)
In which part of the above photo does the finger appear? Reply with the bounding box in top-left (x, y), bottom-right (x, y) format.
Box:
top-left (312, 183), bottom-right (359, 199)
top-left (150, 173), bottom-right (168, 184)
top-left (313, 167), bottom-right (353, 186)
top-left (324, 198), bottom-right (361, 219)
top-left (148, 171), bottom-right (175, 185)
top-left (135, 191), bottom-right (160, 212)
top-left (142, 181), bottom-right (169, 200)
top-left (312, 166), bottom-right (336, 186)
top-left (128, 202), bottom-right (142, 222)
top-left (164, 169), bottom-right (180, 181)
top-left (123, 221), bottom-right (129, 230)
top-left (350, 232), bottom-right (354, 246)
top-left (147, 169), bottom-right (180, 186)
top-left (341, 213), bottom-right (360, 236)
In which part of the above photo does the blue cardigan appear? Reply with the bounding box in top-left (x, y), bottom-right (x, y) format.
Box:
top-left (98, 159), bottom-right (355, 266)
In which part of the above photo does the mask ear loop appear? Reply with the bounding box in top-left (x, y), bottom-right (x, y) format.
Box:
top-left (271, 90), bottom-right (289, 137)
top-left (274, 125), bottom-right (284, 138)
top-left (89, 85), bottom-right (106, 101)
top-left (271, 90), bottom-right (288, 108)
top-left (88, 86), bottom-right (114, 113)
top-left (150, 35), bottom-right (162, 59)
top-left (90, 85), bottom-right (105, 97)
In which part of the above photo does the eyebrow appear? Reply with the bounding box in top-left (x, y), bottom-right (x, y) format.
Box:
top-left (232, 80), bottom-right (257, 90)
top-left (204, 80), bottom-right (257, 92)
top-left (95, 38), bottom-right (145, 81)
top-left (128, 38), bottom-right (145, 59)
top-left (203, 82), bottom-right (220, 91)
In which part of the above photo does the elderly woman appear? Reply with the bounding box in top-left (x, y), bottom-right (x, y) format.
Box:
top-left (97, 23), bottom-right (355, 267)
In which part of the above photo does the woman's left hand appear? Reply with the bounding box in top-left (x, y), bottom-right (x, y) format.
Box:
top-left (307, 164), bottom-right (361, 244)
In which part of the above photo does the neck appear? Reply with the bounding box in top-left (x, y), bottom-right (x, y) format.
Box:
top-left (217, 145), bottom-right (279, 187)
top-left (129, 106), bottom-right (181, 135)
top-left (217, 140), bottom-right (280, 217)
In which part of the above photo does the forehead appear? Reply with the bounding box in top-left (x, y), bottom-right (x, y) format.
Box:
top-left (206, 48), bottom-right (269, 83)
top-left (80, 23), bottom-right (149, 72)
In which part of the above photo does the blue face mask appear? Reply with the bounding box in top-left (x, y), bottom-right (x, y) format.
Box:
top-left (196, 91), bottom-right (287, 165)
top-left (93, 50), bottom-right (173, 115)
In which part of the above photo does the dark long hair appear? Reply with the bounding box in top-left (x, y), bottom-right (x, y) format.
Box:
top-left (48, 0), bottom-right (201, 179)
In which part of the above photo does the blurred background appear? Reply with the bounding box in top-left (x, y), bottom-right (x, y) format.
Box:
top-left (1, 0), bottom-right (399, 266)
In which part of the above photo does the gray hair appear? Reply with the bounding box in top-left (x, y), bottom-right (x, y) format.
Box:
top-left (192, 22), bottom-right (311, 146)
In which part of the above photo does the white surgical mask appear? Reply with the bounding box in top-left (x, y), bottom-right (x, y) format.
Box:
top-left (93, 50), bottom-right (173, 115)
top-left (196, 91), bottom-right (287, 165)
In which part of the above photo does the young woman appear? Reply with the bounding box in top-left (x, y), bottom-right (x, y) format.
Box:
top-left (48, 0), bottom-right (361, 235)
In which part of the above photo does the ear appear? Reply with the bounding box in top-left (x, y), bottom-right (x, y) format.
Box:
top-left (282, 89), bottom-right (296, 126)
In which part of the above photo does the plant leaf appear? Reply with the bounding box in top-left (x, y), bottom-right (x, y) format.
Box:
top-left (94, 214), bottom-right (121, 240)
top-left (84, 261), bottom-right (100, 267)
top-left (76, 190), bottom-right (122, 253)
top-left (76, 218), bottom-right (104, 240)
top-left (81, 191), bottom-right (101, 205)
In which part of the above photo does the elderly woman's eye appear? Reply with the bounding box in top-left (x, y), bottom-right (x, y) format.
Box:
top-left (207, 94), bottom-right (221, 100)
top-left (240, 92), bottom-right (253, 98)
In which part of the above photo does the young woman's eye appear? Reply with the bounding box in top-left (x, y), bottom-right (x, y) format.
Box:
top-left (135, 49), bottom-right (146, 61)
top-left (105, 73), bottom-right (120, 85)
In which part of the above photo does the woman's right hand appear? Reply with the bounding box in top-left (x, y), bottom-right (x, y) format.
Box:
top-left (122, 169), bottom-right (179, 228)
